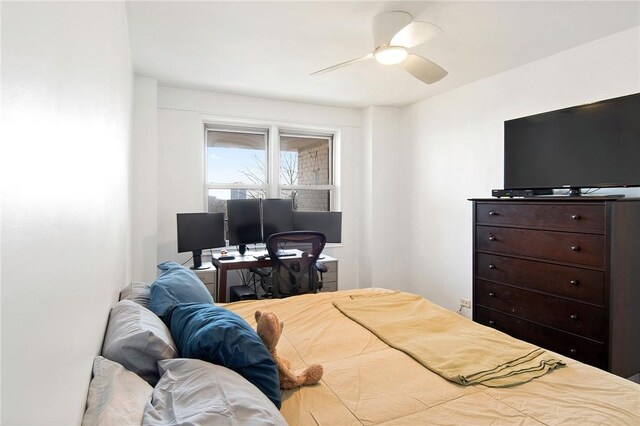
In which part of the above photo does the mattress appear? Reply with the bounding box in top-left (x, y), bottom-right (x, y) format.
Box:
top-left (225, 289), bottom-right (640, 425)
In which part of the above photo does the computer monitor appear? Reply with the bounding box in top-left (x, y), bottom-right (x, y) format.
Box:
top-left (262, 198), bottom-right (294, 241)
top-left (227, 198), bottom-right (262, 255)
top-left (177, 212), bottom-right (225, 270)
top-left (293, 211), bottom-right (342, 243)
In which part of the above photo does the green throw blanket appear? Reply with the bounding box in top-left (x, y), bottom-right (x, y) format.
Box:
top-left (333, 292), bottom-right (565, 387)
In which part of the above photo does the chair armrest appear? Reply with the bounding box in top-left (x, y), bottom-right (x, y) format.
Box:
top-left (315, 262), bottom-right (328, 274)
top-left (250, 267), bottom-right (271, 278)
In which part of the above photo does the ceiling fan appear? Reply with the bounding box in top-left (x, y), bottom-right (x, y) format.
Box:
top-left (311, 11), bottom-right (447, 84)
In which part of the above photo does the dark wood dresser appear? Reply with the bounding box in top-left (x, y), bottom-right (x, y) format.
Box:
top-left (470, 197), bottom-right (640, 378)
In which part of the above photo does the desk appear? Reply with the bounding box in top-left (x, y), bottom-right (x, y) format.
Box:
top-left (211, 251), bottom-right (337, 303)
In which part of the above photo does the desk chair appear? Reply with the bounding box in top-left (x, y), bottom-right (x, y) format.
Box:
top-left (254, 231), bottom-right (326, 298)
top-left (250, 262), bottom-right (327, 297)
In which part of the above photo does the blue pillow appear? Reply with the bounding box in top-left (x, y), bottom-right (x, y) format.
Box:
top-left (169, 303), bottom-right (281, 409)
top-left (149, 262), bottom-right (213, 319)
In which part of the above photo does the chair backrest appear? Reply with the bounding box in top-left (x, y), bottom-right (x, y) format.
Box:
top-left (265, 231), bottom-right (326, 298)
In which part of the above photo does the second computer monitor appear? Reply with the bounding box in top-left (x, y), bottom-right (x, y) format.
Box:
top-left (293, 211), bottom-right (342, 243)
top-left (262, 198), bottom-right (294, 241)
top-left (227, 199), bottom-right (262, 252)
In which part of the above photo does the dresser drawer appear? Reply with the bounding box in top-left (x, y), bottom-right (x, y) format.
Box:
top-left (475, 306), bottom-right (606, 369)
top-left (476, 226), bottom-right (605, 268)
top-left (476, 203), bottom-right (605, 233)
top-left (475, 280), bottom-right (605, 340)
top-left (475, 253), bottom-right (604, 305)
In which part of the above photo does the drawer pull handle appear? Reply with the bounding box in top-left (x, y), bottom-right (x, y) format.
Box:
top-left (570, 279), bottom-right (580, 286)
top-left (571, 214), bottom-right (581, 220)
top-left (489, 264), bottom-right (497, 269)
top-left (569, 348), bottom-right (577, 355)
top-left (571, 245), bottom-right (580, 251)
top-left (488, 320), bottom-right (496, 326)
top-left (489, 236), bottom-right (497, 241)
top-left (570, 314), bottom-right (578, 321)
top-left (489, 292), bottom-right (496, 297)
top-left (489, 211), bottom-right (498, 216)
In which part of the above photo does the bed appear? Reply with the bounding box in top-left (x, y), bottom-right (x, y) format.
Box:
top-left (85, 265), bottom-right (639, 425)
top-left (223, 288), bottom-right (639, 425)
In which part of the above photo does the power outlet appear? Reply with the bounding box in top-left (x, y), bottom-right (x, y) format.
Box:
top-left (460, 298), bottom-right (472, 309)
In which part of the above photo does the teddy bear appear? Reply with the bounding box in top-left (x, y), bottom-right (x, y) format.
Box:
top-left (255, 310), bottom-right (323, 389)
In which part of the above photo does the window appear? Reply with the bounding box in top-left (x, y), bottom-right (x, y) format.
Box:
top-left (280, 134), bottom-right (333, 211)
top-left (205, 125), bottom-right (336, 215)
top-left (206, 127), bottom-right (268, 214)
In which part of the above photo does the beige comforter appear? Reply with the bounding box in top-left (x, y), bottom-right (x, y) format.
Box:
top-left (332, 292), bottom-right (564, 387)
top-left (225, 289), bottom-right (640, 425)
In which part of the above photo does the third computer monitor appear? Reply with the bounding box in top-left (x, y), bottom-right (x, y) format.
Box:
top-left (293, 211), bottom-right (342, 243)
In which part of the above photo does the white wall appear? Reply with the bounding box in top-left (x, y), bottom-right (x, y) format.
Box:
top-left (399, 27), bottom-right (640, 315)
top-left (1, 2), bottom-right (133, 424)
top-left (362, 106), bottom-right (414, 289)
top-left (145, 88), bottom-right (364, 298)
top-left (132, 77), bottom-right (159, 283)
top-left (359, 110), bottom-right (374, 289)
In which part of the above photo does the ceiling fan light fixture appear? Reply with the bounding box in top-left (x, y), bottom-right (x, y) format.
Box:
top-left (374, 45), bottom-right (408, 65)
top-left (311, 11), bottom-right (447, 84)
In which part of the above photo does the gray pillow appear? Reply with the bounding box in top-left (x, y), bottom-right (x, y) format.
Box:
top-left (102, 300), bottom-right (178, 385)
top-left (82, 356), bottom-right (153, 426)
top-left (119, 281), bottom-right (151, 308)
top-left (143, 359), bottom-right (287, 425)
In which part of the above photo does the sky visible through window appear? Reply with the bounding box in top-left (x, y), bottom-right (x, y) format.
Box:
top-left (207, 147), bottom-right (265, 184)
top-left (207, 146), bottom-right (297, 198)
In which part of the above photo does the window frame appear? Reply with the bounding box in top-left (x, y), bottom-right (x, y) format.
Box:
top-left (278, 130), bottom-right (335, 211)
top-left (204, 120), bottom-right (340, 212)
top-left (205, 125), bottom-right (270, 197)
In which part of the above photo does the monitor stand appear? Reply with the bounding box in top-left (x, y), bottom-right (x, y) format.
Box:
top-left (190, 250), bottom-right (208, 270)
top-left (238, 244), bottom-right (247, 256)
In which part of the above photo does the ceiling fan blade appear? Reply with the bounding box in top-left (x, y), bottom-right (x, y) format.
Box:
top-left (401, 54), bottom-right (448, 84)
top-left (311, 53), bottom-right (373, 75)
top-left (391, 21), bottom-right (443, 48)
top-left (372, 11), bottom-right (413, 48)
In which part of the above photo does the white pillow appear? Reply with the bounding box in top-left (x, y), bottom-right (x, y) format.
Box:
top-left (82, 356), bottom-right (153, 426)
top-left (119, 281), bottom-right (151, 308)
top-left (143, 359), bottom-right (287, 425)
top-left (101, 300), bottom-right (177, 385)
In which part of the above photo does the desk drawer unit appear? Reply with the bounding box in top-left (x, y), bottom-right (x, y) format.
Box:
top-left (319, 260), bottom-right (338, 292)
top-left (471, 198), bottom-right (640, 378)
top-left (194, 268), bottom-right (217, 299)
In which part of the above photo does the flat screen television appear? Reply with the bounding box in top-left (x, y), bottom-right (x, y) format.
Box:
top-left (262, 198), bottom-right (294, 241)
top-left (504, 92), bottom-right (640, 195)
top-left (293, 211), bottom-right (342, 243)
top-left (226, 198), bottom-right (262, 254)
top-left (177, 212), bottom-right (225, 269)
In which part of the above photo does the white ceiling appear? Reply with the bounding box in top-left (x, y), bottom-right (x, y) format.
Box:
top-left (126, 1), bottom-right (640, 108)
